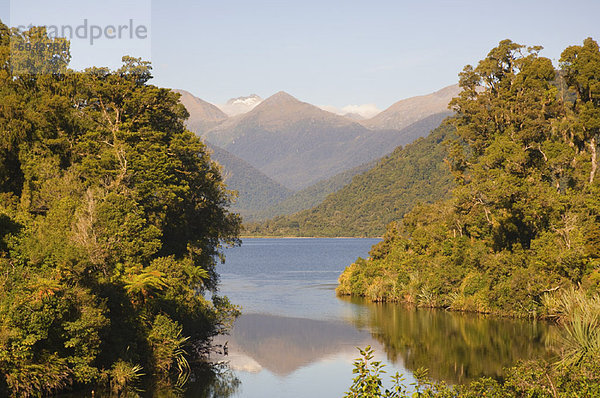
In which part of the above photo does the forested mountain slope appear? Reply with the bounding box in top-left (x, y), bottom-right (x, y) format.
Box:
top-left (208, 145), bottom-right (293, 217)
top-left (248, 112), bottom-right (451, 221)
top-left (246, 123), bottom-right (455, 237)
top-left (250, 161), bottom-right (376, 221)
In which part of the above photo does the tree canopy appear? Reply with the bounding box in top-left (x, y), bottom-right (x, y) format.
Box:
top-left (0, 22), bottom-right (240, 396)
top-left (338, 39), bottom-right (600, 315)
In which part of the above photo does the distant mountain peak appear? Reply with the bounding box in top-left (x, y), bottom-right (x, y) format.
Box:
top-left (247, 91), bottom-right (354, 126)
top-left (220, 94), bottom-right (263, 116)
top-left (343, 112), bottom-right (366, 121)
top-left (361, 84), bottom-right (460, 131)
top-left (226, 94), bottom-right (262, 105)
top-left (261, 91), bottom-right (300, 105)
top-left (173, 89), bottom-right (228, 134)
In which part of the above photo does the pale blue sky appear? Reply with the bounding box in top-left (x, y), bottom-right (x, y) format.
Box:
top-left (2, 0), bottom-right (600, 109)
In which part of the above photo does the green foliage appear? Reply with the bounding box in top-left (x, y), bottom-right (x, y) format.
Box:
top-left (148, 315), bottom-right (190, 386)
top-left (346, 344), bottom-right (600, 397)
top-left (107, 360), bottom-right (144, 396)
top-left (0, 21), bottom-right (240, 396)
top-left (345, 346), bottom-right (409, 398)
top-left (337, 38), bottom-right (600, 316)
top-left (541, 288), bottom-right (600, 368)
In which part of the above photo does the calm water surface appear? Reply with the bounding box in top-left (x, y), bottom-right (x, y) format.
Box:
top-left (190, 238), bottom-right (556, 397)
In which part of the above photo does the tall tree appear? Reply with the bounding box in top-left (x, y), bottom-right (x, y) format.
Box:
top-left (560, 37), bottom-right (600, 184)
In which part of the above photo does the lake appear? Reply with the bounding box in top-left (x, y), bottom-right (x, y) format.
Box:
top-left (188, 238), bottom-right (556, 397)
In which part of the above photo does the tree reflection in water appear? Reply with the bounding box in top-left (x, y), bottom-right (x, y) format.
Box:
top-left (341, 296), bottom-right (558, 384)
top-left (178, 363), bottom-right (241, 398)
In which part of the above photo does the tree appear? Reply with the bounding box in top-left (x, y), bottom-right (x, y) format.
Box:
top-left (560, 37), bottom-right (600, 184)
top-left (0, 22), bottom-right (241, 395)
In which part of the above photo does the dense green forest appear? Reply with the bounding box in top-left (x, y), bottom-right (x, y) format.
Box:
top-left (337, 38), bottom-right (600, 314)
top-left (341, 38), bottom-right (600, 398)
top-left (0, 23), bottom-right (240, 396)
top-left (246, 122), bottom-right (455, 237)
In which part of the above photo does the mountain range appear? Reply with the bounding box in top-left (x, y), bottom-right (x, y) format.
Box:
top-left (175, 85), bottom-right (459, 218)
top-left (204, 91), bottom-right (410, 190)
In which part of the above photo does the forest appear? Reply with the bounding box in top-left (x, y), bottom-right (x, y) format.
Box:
top-left (0, 22), bottom-right (241, 395)
top-left (340, 39), bottom-right (600, 397)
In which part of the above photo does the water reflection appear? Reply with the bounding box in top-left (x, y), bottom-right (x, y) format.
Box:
top-left (212, 313), bottom-right (373, 376)
top-left (341, 297), bottom-right (557, 384)
top-left (182, 365), bottom-right (241, 398)
top-left (209, 299), bottom-right (556, 393)
top-left (201, 239), bottom-right (558, 397)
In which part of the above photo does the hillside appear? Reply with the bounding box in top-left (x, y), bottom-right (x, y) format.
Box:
top-left (173, 89), bottom-right (229, 133)
top-left (250, 112), bottom-right (450, 221)
top-left (208, 145), bottom-right (294, 217)
top-left (362, 84), bottom-right (460, 131)
top-left (251, 160), bottom-right (376, 220)
top-left (246, 123), bottom-right (455, 237)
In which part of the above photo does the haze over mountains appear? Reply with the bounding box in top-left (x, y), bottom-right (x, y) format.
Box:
top-left (208, 145), bottom-right (293, 215)
top-left (175, 85), bottom-right (459, 218)
top-left (248, 124), bottom-right (455, 237)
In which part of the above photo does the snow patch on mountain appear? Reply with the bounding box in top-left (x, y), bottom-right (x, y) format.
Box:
top-left (219, 94), bottom-right (263, 116)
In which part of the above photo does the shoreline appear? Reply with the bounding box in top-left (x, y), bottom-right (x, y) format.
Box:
top-left (336, 292), bottom-right (556, 320)
top-left (239, 235), bottom-right (383, 239)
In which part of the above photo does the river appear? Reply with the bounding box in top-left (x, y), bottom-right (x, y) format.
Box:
top-left (183, 238), bottom-right (556, 397)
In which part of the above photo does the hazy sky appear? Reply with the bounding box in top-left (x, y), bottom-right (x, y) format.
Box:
top-left (2, 0), bottom-right (600, 110)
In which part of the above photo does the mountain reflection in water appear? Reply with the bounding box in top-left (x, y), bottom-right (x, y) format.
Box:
top-left (213, 314), bottom-right (373, 376)
top-left (213, 302), bottom-right (555, 387)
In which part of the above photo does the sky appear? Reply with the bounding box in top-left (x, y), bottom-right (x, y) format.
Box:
top-left (2, 0), bottom-right (600, 113)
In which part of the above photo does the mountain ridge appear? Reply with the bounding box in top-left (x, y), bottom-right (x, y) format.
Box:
top-left (203, 91), bottom-right (384, 189)
top-left (361, 84), bottom-right (460, 131)
top-left (246, 122), bottom-right (456, 237)
top-left (172, 89), bottom-right (228, 133)
top-left (203, 91), bottom-right (449, 190)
